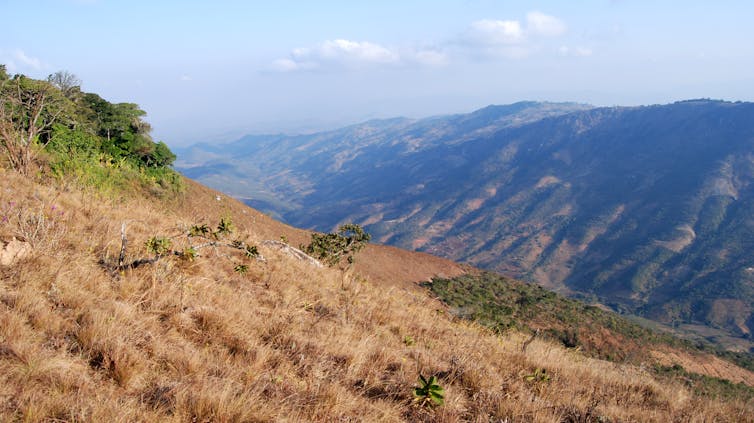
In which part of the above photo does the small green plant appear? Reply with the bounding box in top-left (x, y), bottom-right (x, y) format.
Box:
top-left (181, 246), bottom-right (197, 261)
top-left (145, 236), bottom-right (172, 257)
top-left (244, 245), bottom-right (259, 258)
top-left (280, 235), bottom-right (288, 244)
top-left (524, 368), bottom-right (551, 383)
top-left (108, 218), bottom-right (258, 274)
top-left (403, 335), bottom-right (415, 346)
top-left (189, 224), bottom-right (210, 237)
top-left (413, 374), bottom-right (444, 407)
top-left (217, 217), bottom-right (234, 236)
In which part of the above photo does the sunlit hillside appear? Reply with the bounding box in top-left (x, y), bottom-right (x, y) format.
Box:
top-left (178, 100), bottom-right (754, 349)
top-left (1, 169), bottom-right (753, 422)
top-left (4, 0), bottom-right (754, 420)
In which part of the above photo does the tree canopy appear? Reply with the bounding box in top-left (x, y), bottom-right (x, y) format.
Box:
top-left (0, 66), bottom-right (178, 188)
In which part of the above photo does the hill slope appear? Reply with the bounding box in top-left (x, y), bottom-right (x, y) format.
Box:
top-left (2, 171), bottom-right (753, 421)
top-left (175, 101), bottom-right (591, 219)
top-left (178, 100), bottom-right (754, 346)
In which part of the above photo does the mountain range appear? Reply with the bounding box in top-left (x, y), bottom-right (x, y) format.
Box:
top-left (176, 100), bottom-right (754, 348)
top-left (4, 70), bottom-right (754, 420)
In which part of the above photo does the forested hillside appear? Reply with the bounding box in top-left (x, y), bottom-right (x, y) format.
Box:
top-left (0, 65), bottom-right (179, 195)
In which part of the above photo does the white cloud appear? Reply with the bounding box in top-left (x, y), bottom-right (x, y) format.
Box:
top-left (466, 19), bottom-right (525, 45)
top-left (272, 11), bottom-right (569, 71)
top-left (316, 39), bottom-right (399, 63)
top-left (464, 12), bottom-right (566, 47)
top-left (459, 11), bottom-right (570, 60)
top-left (13, 50), bottom-right (43, 70)
top-left (0, 49), bottom-right (46, 74)
top-left (288, 39), bottom-right (399, 69)
top-left (273, 39), bottom-right (447, 72)
top-left (179, 75), bottom-right (193, 81)
top-left (526, 11), bottom-right (567, 37)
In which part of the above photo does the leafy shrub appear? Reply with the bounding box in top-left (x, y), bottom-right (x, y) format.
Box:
top-left (524, 368), bottom-right (551, 383)
top-left (181, 247), bottom-right (197, 261)
top-left (189, 224), bottom-right (211, 237)
top-left (413, 374), bottom-right (444, 407)
top-left (108, 218), bottom-right (261, 275)
top-left (145, 236), bottom-right (172, 257)
top-left (244, 245), bottom-right (259, 258)
top-left (216, 217), bottom-right (234, 236)
top-left (304, 223), bottom-right (371, 267)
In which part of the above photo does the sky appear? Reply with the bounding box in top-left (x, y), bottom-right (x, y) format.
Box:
top-left (3, 0), bottom-right (754, 146)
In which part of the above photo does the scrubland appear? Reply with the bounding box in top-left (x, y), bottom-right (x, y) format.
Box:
top-left (1, 171), bottom-right (752, 422)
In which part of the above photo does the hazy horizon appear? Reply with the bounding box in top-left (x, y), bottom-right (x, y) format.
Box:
top-left (4, 0), bottom-right (753, 146)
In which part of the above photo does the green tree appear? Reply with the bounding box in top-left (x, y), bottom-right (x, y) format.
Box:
top-left (304, 223), bottom-right (371, 267)
top-left (0, 68), bottom-right (180, 193)
top-left (149, 141), bottom-right (176, 167)
top-left (80, 92), bottom-right (175, 168)
top-left (0, 75), bottom-right (74, 174)
top-left (47, 123), bottom-right (100, 158)
top-left (83, 94), bottom-right (144, 143)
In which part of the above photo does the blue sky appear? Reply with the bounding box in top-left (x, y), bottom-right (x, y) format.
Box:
top-left (3, 0), bottom-right (754, 145)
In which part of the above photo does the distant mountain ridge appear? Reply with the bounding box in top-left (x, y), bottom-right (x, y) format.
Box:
top-left (176, 100), bottom-right (754, 348)
top-left (176, 102), bottom-right (591, 217)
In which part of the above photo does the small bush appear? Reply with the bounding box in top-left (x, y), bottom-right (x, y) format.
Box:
top-left (145, 236), bottom-right (172, 257)
top-left (304, 223), bottom-right (370, 267)
top-left (216, 217), bottom-right (234, 236)
top-left (244, 245), bottom-right (259, 258)
top-left (524, 368), bottom-right (551, 383)
top-left (413, 374), bottom-right (444, 407)
top-left (189, 224), bottom-right (211, 237)
top-left (181, 247), bottom-right (197, 261)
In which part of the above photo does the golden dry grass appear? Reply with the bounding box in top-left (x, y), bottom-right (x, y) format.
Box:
top-left (0, 170), bottom-right (752, 422)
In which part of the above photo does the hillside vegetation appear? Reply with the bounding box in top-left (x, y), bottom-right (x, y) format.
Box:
top-left (3, 70), bottom-right (754, 421)
top-left (0, 66), bottom-right (180, 196)
top-left (177, 100), bottom-right (754, 348)
top-left (1, 171), bottom-right (753, 422)
top-left (426, 273), bottom-right (754, 393)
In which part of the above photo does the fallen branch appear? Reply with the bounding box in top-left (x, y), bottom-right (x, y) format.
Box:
top-left (262, 240), bottom-right (322, 268)
top-left (102, 219), bottom-right (265, 277)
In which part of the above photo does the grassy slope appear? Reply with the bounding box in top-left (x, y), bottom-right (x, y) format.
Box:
top-left (427, 272), bottom-right (754, 396)
top-left (1, 171), bottom-right (753, 422)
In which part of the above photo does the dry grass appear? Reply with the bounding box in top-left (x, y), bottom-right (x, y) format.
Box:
top-left (0, 170), bottom-right (752, 422)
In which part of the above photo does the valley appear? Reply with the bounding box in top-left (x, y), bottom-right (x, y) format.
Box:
top-left (2, 71), bottom-right (754, 420)
top-left (6, 2), bottom-right (754, 420)
top-left (178, 100), bottom-right (754, 350)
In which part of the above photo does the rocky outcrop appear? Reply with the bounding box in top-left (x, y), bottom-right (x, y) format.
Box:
top-left (0, 237), bottom-right (31, 266)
